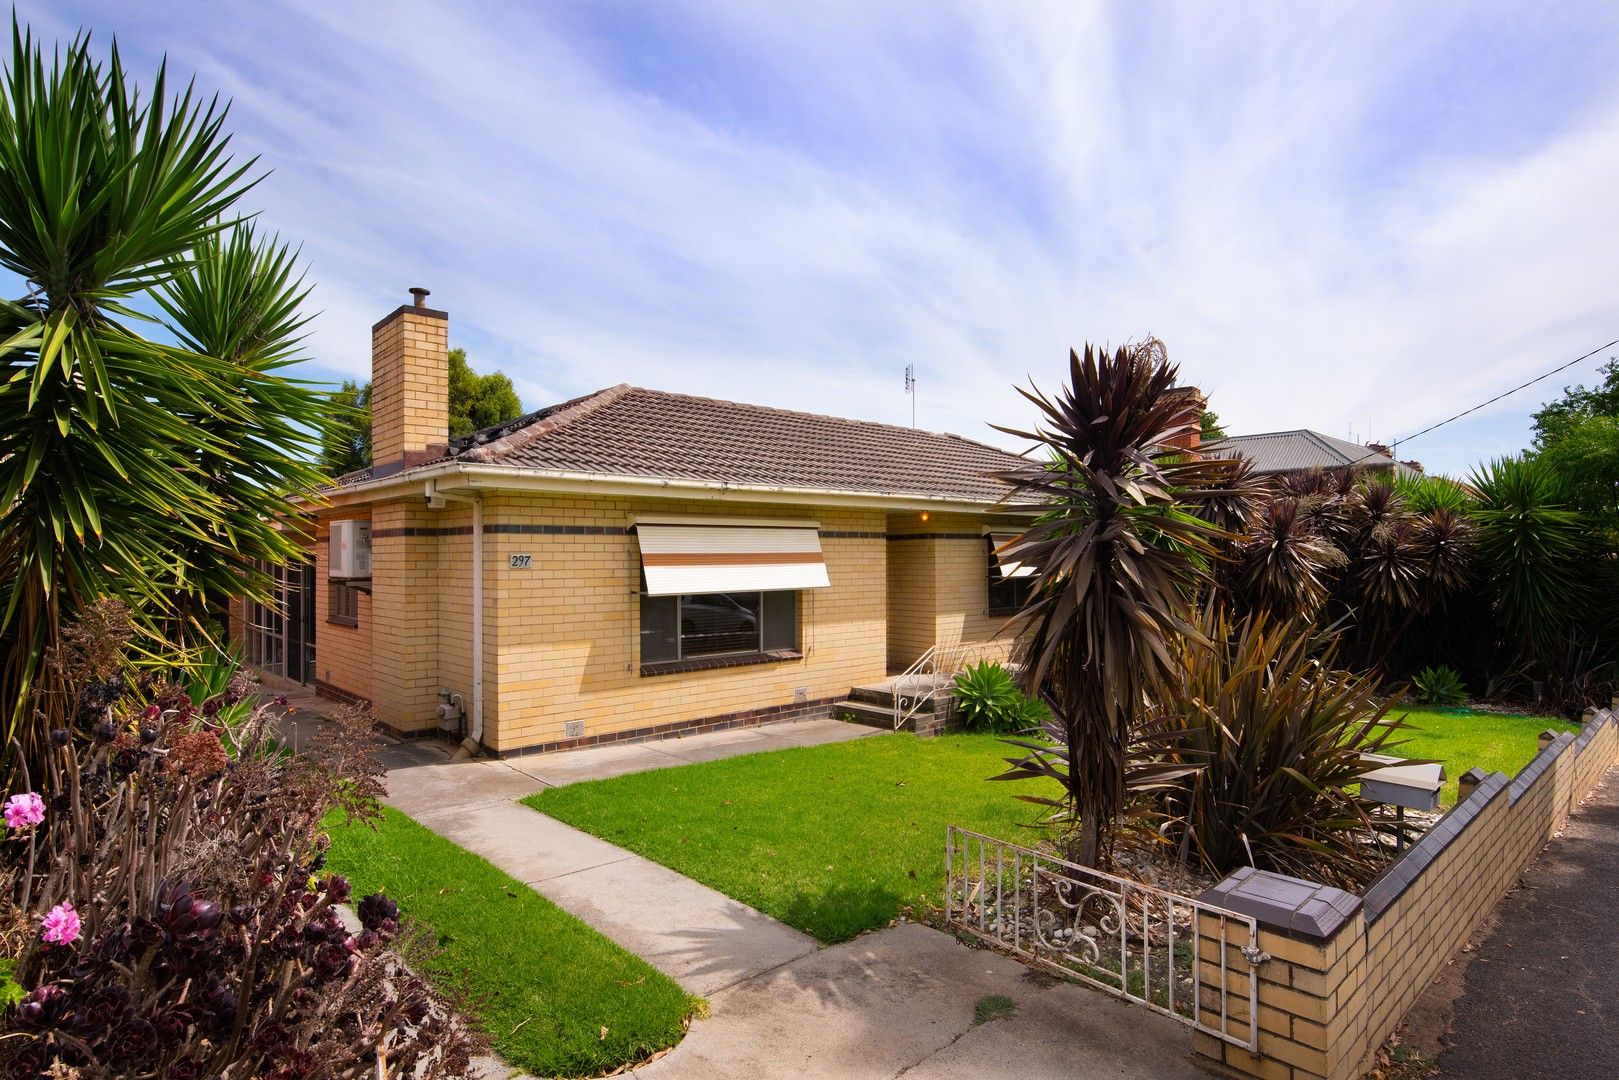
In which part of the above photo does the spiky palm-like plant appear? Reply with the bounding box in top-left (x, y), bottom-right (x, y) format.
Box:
top-left (1149, 605), bottom-right (1421, 887)
top-left (0, 25), bottom-right (334, 762)
top-left (992, 340), bottom-right (1246, 869)
top-left (1469, 455), bottom-right (1587, 663)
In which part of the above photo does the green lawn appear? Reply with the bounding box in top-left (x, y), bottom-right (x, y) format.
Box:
top-left (525, 733), bottom-right (1051, 944)
top-left (1385, 707), bottom-right (1578, 804)
top-left (324, 806), bottom-right (698, 1078)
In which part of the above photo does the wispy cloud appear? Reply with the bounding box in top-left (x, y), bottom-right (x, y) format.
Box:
top-left (22, 1), bottom-right (1619, 475)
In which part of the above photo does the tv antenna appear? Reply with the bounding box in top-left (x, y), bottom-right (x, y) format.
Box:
top-left (904, 364), bottom-right (916, 427)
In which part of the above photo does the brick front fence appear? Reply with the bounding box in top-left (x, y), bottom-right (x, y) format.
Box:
top-left (1192, 707), bottom-right (1619, 1080)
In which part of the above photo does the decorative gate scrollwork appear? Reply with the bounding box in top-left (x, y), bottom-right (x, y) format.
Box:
top-left (945, 826), bottom-right (1263, 1051)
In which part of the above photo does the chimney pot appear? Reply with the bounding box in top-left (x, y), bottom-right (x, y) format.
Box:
top-left (409, 286), bottom-right (431, 308)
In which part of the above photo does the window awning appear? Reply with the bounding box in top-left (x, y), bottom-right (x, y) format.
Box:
top-left (989, 532), bottom-right (1036, 579)
top-left (635, 524), bottom-right (831, 596)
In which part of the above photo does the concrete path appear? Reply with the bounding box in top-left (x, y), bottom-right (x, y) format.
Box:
top-left (1434, 767), bottom-right (1619, 1079)
top-left (267, 694), bottom-right (1200, 1079)
top-left (631, 923), bottom-right (1205, 1080)
top-left (375, 720), bottom-right (873, 996)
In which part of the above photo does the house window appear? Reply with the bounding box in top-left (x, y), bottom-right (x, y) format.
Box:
top-left (640, 591), bottom-right (799, 663)
top-left (328, 580), bottom-right (360, 627)
top-left (987, 536), bottom-right (1034, 616)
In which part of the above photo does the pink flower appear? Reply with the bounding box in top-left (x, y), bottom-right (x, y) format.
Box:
top-left (4, 792), bottom-right (44, 830)
top-left (41, 902), bottom-right (80, 946)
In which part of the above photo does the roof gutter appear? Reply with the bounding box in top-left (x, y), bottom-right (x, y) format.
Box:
top-left (316, 461), bottom-right (1027, 516)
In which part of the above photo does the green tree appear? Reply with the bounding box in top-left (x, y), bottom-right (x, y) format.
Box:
top-left (318, 349), bottom-right (523, 473)
top-left (1200, 409), bottom-right (1227, 440)
top-left (0, 25), bottom-right (336, 757)
top-left (448, 346), bottom-right (523, 437)
top-left (321, 380), bottom-right (372, 476)
top-left (1532, 358), bottom-right (1619, 529)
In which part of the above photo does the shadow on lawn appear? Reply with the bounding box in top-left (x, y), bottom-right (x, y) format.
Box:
top-left (777, 880), bottom-right (909, 944)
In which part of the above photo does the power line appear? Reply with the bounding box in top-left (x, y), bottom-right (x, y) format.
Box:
top-left (1348, 337), bottom-right (1618, 468)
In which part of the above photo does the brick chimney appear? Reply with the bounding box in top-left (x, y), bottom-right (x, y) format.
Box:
top-left (370, 287), bottom-right (448, 467)
top-left (1163, 386), bottom-right (1207, 451)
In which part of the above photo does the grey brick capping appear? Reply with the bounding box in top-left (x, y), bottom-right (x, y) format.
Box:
top-left (1362, 771), bottom-right (1509, 922)
top-left (371, 303), bottom-right (448, 331)
top-left (639, 649), bottom-right (803, 677)
top-left (492, 694), bottom-right (839, 757)
top-left (1198, 866), bottom-right (1361, 941)
top-left (1508, 730), bottom-right (1576, 802)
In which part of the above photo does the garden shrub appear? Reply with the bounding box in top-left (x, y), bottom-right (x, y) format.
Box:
top-left (0, 608), bottom-right (479, 1078)
top-left (1410, 664), bottom-right (1468, 707)
top-left (1143, 606), bottom-right (1422, 887)
top-left (953, 661), bottom-right (1043, 734)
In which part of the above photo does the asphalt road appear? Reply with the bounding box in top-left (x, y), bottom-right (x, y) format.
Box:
top-left (1437, 769), bottom-right (1619, 1079)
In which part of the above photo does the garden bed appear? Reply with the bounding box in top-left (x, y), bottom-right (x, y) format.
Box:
top-left (324, 806), bottom-right (698, 1078)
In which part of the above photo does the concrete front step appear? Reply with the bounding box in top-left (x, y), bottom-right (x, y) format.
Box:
top-left (848, 674), bottom-right (952, 710)
top-left (830, 699), bottom-right (898, 730)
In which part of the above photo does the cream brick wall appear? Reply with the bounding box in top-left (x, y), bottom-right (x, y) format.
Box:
top-left (370, 308), bottom-right (448, 464)
top-left (885, 511), bottom-right (1024, 671)
top-left (367, 499), bottom-right (441, 732)
top-left (1196, 710), bottom-right (1619, 1080)
top-left (479, 493), bottom-right (888, 753)
top-left (254, 490), bottom-right (1024, 751)
top-left (311, 511), bottom-right (373, 702)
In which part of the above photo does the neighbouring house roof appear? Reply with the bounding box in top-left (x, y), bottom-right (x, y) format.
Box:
top-left (342, 384), bottom-right (1031, 505)
top-left (1201, 429), bottom-right (1420, 477)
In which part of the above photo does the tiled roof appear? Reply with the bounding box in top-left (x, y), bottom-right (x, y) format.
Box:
top-left (356, 384), bottom-right (1029, 503)
top-left (1201, 430), bottom-right (1419, 476)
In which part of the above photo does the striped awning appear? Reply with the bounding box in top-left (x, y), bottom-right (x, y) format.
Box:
top-left (989, 532), bottom-right (1036, 579)
top-left (635, 523), bottom-right (831, 596)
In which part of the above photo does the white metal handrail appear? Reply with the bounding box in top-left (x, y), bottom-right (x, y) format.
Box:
top-left (945, 826), bottom-right (1266, 1051)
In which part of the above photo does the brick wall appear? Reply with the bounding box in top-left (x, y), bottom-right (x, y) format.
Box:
top-left (885, 512), bottom-right (1022, 671)
top-left (1196, 708), bottom-right (1619, 1080)
top-left (370, 305), bottom-right (448, 465)
top-left (310, 512), bottom-right (373, 703)
top-left (367, 499), bottom-right (441, 733)
top-left (479, 493), bottom-right (890, 753)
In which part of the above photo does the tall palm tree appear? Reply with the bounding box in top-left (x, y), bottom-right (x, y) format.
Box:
top-left (994, 340), bottom-right (1248, 868)
top-left (0, 24), bottom-right (334, 763)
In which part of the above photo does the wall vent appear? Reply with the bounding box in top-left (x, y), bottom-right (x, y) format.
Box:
top-left (563, 719), bottom-right (585, 740)
top-left (793, 687), bottom-right (808, 704)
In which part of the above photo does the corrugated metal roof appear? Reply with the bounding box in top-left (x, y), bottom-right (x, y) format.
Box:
top-left (1201, 430), bottom-right (1418, 476)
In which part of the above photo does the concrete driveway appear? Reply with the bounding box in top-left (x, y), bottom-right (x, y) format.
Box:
top-left (631, 922), bottom-right (1207, 1080)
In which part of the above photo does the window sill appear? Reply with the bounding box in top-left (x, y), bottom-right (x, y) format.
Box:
top-left (640, 650), bottom-right (803, 678)
top-left (327, 616), bottom-right (359, 629)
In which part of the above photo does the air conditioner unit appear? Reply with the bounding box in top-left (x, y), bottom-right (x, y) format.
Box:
top-left (329, 520), bottom-right (372, 579)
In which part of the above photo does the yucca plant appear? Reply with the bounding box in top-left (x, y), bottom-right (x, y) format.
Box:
top-left (992, 340), bottom-right (1247, 868)
top-left (0, 24), bottom-right (335, 766)
top-left (1147, 605), bottom-right (1422, 886)
top-left (1468, 455), bottom-right (1587, 664)
top-left (1410, 664), bottom-right (1468, 707)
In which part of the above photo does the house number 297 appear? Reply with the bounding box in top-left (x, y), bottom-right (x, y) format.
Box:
top-left (508, 554), bottom-right (533, 569)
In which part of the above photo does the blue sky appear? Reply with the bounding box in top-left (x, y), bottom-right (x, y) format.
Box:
top-left (22, 1), bottom-right (1619, 477)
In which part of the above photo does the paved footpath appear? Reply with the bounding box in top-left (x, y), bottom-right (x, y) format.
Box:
top-left (1436, 768), bottom-right (1619, 1079)
top-left (271, 698), bottom-right (1203, 1079)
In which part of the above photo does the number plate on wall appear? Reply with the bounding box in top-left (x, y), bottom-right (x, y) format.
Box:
top-left (508, 553), bottom-right (533, 569)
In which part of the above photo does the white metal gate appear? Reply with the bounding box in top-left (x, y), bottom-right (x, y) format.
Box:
top-left (945, 827), bottom-right (1264, 1051)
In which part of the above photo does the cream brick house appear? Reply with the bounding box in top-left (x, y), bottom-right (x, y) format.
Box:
top-left (236, 291), bottom-right (1036, 756)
